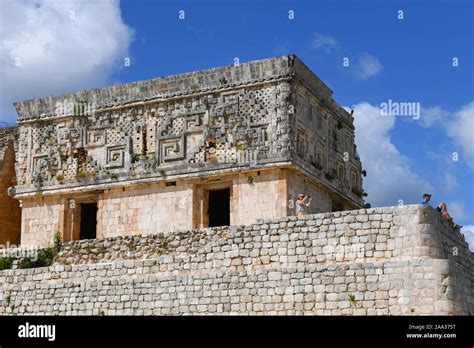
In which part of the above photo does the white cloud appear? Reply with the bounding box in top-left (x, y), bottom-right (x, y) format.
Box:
top-left (349, 102), bottom-right (432, 207)
top-left (444, 172), bottom-right (459, 192)
top-left (356, 53), bottom-right (382, 79)
top-left (460, 225), bottom-right (474, 252)
top-left (447, 201), bottom-right (471, 221)
top-left (419, 102), bottom-right (474, 170)
top-left (311, 33), bottom-right (338, 53)
top-left (0, 0), bottom-right (133, 124)
top-left (446, 102), bottom-right (474, 170)
top-left (420, 106), bottom-right (449, 127)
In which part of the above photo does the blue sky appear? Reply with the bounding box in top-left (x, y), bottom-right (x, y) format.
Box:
top-left (0, 0), bottom-right (473, 246)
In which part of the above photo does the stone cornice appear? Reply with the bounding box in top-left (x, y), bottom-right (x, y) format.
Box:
top-left (13, 55), bottom-right (338, 123)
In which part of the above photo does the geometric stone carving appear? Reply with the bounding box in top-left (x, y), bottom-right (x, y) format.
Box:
top-left (184, 111), bottom-right (205, 131)
top-left (32, 155), bottom-right (49, 174)
top-left (159, 135), bottom-right (185, 163)
top-left (105, 145), bottom-right (125, 168)
top-left (85, 129), bottom-right (106, 148)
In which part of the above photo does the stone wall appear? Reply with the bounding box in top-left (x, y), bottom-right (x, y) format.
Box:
top-left (20, 168), bottom-right (330, 248)
top-left (0, 205), bottom-right (472, 315)
top-left (20, 197), bottom-right (62, 247)
top-left (287, 170), bottom-right (332, 215)
top-left (0, 127), bottom-right (21, 245)
top-left (98, 181), bottom-right (194, 238)
top-left (231, 170), bottom-right (288, 224)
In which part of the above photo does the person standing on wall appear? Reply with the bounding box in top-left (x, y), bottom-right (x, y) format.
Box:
top-left (295, 193), bottom-right (312, 216)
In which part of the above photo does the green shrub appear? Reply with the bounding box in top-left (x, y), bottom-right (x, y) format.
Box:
top-left (53, 232), bottom-right (62, 253)
top-left (36, 247), bottom-right (55, 267)
top-left (18, 257), bottom-right (33, 269)
top-left (17, 247), bottom-right (56, 269)
top-left (0, 256), bottom-right (15, 270)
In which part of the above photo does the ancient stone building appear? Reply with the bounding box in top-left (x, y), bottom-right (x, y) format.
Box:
top-left (0, 127), bottom-right (21, 245)
top-left (10, 55), bottom-right (364, 248)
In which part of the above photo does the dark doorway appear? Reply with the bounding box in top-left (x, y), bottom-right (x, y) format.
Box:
top-left (208, 188), bottom-right (230, 227)
top-left (80, 203), bottom-right (97, 239)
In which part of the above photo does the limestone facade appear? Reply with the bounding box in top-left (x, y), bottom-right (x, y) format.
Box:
top-left (0, 127), bottom-right (20, 245)
top-left (9, 55), bottom-right (365, 247)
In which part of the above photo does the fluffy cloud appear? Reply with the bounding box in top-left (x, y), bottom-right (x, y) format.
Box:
top-left (446, 102), bottom-right (474, 171)
top-left (447, 201), bottom-right (471, 221)
top-left (311, 33), bottom-right (338, 53)
top-left (0, 0), bottom-right (133, 124)
top-left (349, 102), bottom-right (432, 207)
top-left (420, 106), bottom-right (448, 127)
top-left (460, 225), bottom-right (474, 252)
top-left (356, 53), bottom-right (382, 79)
top-left (420, 102), bottom-right (474, 170)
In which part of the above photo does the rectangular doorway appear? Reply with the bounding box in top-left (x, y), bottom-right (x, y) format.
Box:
top-left (208, 188), bottom-right (230, 227)
top-left (80, 203), bottom-right (97, 240)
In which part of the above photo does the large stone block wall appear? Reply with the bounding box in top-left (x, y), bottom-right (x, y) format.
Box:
top-left (98, 182), bottom-right (194, 238)
top-left (19, 168), bottom-right (335, 248)
top-left (231, 170), bottom-right (288, 224)
top-left (0, 132), bottom-right (21, 245)
top-left (1, 205), bottom-right (472, 315)
top-left (20, 197), bottom-right (62, 248)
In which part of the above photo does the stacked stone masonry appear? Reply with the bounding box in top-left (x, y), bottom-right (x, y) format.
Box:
top-left (0, 205), bottom-right (472, 315)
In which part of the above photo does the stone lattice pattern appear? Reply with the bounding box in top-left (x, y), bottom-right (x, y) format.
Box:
top-left (1, 205), bottom-right (471, 315)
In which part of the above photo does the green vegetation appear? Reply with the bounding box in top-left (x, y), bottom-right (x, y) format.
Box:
top-left (0, 256), bottom-right (15, 270)
top-left (18, 257), bottom-right (33, 269)
top-left (218, 77), bottom-right (228, 85)
top-left (53, 232), bottom-right (62, 253)
top-left (16, 233), bottom-right (62, 269)
top-left (4, 295), bottom-right (11, 307)
top-left (347, 293), bottom-right (358, 307)
top-left (131, 154), bottom-right (140, 163)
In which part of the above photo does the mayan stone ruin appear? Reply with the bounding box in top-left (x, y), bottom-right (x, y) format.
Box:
top-left (0, 55), bottom-right (472, 316)
top-left (7, 55), bottom-right (364, 248)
